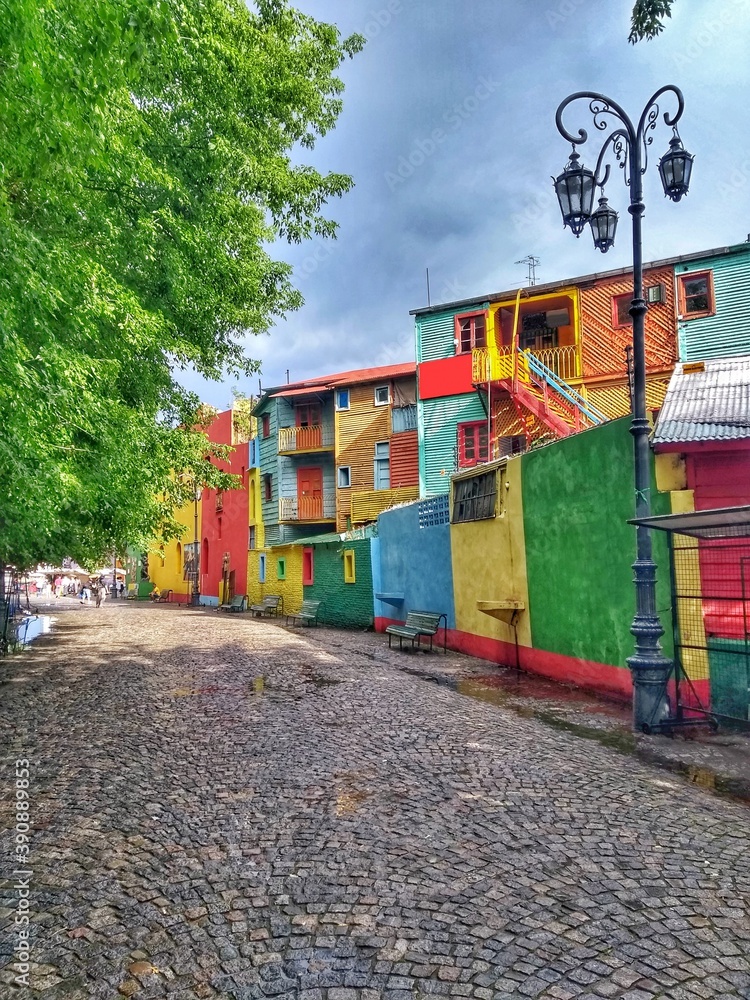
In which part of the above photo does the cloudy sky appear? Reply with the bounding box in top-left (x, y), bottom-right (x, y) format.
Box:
top-left (190, 0), bottom-right (750, 406)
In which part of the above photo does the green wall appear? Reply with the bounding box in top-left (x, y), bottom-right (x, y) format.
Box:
top-left (303, 539), bottom-right (374, 629)
top-left (522, 417), bottom-right (673, 669)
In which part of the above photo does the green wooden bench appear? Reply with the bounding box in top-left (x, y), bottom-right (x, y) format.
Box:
top-left (249, 594), bottom-right (283, 618)
top-left (386, 611), bottom-right (447, 653)
top-left (286, 599), bottom-right (322, 627)
top-left (219, 595), bottom-right (246, 613)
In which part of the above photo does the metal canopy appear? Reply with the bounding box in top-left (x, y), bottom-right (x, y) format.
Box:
top-left (629, 505), bottom-right (750, 539)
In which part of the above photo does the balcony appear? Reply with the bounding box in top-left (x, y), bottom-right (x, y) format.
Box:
top-left (392, 405), bottom-right (418, 433)
top-left (473, 344), bottom-right (580, 384)
top-left (278, 424), bottom-right (334, 455)
top-left (279, 493), bottom-right (337, 523)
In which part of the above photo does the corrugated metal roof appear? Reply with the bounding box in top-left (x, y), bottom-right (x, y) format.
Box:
top-left (268, 362), bottom-right (416, 398)
top-left (653, 356), bottom-right (750, 444)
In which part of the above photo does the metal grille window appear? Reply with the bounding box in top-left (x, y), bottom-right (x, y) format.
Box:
top-left (452, 470), bottom-right (497, 523)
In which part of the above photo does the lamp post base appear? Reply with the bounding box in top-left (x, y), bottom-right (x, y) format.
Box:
top-left (628, 654), bottom-right (673, 732)
top-left (191, 591), bottom-right (201, 608)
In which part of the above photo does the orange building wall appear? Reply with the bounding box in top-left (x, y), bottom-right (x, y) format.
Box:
top-left (579, 265), bottom-right (677, 380)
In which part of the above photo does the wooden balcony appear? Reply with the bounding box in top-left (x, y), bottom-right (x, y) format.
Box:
top-left (279, 493), bottom-right (337, 523)
top-left (278, 424), bottom-right (334, 455)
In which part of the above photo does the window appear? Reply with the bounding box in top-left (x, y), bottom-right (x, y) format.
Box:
top-left (497, 435), bottom-right (526, 458)
top-left (248, 526), bottom-right (256, 550)
top-left (374, 385), bottom-right (390, 406)
top-left (277, 558), bottom-right (286, 580)
top-left (335, 389), bottom-right (350, 410)
top-left (263, 474), bottom-right (272, 501)
top-left (520, 311), bottom-right (558, 350)
top-left (303, 547), bottom-right (314, 586)
top-left (452, 470), bottom-right (497, 523)
top-left (261, 414), bottom-right (271, 438)
top-left (457, 421), bottom-right (489, 468)
top-left (612, 292), bottom-right (632, 329)
top-left (259, 553), bottom-right (266, 583)
top-left (455, 311), bottom-right (487, 353)
top-left (337, 466), bottom-right (351, 488)
top-left (344, 549), bottom-right (356, 584)
top-left (295, 402), bottom-right (321, 427)
top-left (248, 438), bottom-right (260, 467)
top-left (678, 270), bottom-right (714, 318)
top-left (218, 517), bottom-right (222, 539)
top-left (374, 441), bottom-right (390, 490)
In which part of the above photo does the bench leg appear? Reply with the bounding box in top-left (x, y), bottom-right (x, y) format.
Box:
top-left (388, 633), bottom-right (392, 648)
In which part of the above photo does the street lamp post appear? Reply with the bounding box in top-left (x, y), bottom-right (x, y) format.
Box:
top-left (552, 87), bottom-right (693, 732)
top-left (192, 487), bottom-right (202, 607)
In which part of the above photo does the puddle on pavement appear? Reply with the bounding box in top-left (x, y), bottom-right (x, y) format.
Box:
top-left (12, 614), bottom-right (55, 648)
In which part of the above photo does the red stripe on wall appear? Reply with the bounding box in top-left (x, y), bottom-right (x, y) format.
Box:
top-left (418, 354), bottom-right (475, 400)
top-left (375, 617), bottom-right (632, 701)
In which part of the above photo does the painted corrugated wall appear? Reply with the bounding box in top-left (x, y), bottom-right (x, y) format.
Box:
top-left (677, 246), bottom-right (750, 361)
top-left (419, 394), bottom-right (486, 496)
top-left (390, 430), bottom-right (418, 487)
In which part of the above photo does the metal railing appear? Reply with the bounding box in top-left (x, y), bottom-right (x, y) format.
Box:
top-left (279, 494), bottom-right (336, 521)
top-left (392, 405), bottom-right (418, 433)
top-left (278, 425), bottom-right (334, 453)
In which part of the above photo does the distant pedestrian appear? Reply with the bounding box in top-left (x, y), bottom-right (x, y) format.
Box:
top-left (79, 584), bottom-right (91, 604)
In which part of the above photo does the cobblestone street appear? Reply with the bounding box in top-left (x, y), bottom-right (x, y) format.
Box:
top-left (1, 602), bottom-right (749, 1000)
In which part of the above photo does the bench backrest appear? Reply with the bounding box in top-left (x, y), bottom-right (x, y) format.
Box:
top-left (230, 596), bottom-right (244, 607)
top-left (263, 595), bottom-right (281, 608)
top-left (300, 599), bottom-right (321, 614)
top-left (404, 611), bottom-right (442, 633)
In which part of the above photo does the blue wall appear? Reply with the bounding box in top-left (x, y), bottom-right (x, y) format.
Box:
top-left (374, 500), bottom-right (455, 627)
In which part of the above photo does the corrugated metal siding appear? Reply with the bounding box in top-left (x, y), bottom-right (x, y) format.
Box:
top-left (420, 394), bottom-right (487, 496)
top-left (335, 382), bottom-right (392, 529)
top-left (391, 430), bottom-right (419, 487)
top-left (579, 265), bottom-right (677, 378)
top-left (417, 308), bottom-right (472, 362)
top-left (347, 486), bottom-right (419, 522)
top-left (678, 249), bottom-right (750, 361)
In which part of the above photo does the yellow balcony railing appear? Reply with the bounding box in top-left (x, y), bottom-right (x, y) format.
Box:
top-left (347, 486), bottom-right (419, 523)
top-left (472, 344), bottom-right (579, 384)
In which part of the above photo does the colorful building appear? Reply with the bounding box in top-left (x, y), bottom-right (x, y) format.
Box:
top-left (414, 237), bottom-right (750, 497)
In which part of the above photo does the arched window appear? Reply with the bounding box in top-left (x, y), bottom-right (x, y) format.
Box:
top-left (249, 480), bottom-right (256, 520)
top-left (176, 542), bottom-right (182, 575)
top-left (201, 538), bottom-right (209, 575)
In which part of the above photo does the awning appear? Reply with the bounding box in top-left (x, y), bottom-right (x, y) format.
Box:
top-left (629, 505), bottom-right (750, 539)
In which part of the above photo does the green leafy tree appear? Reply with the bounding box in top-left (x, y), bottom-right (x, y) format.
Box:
top-left (0, 0), bottom-right (362, 569)
top-left (630, 0), bottom-right (675, 42)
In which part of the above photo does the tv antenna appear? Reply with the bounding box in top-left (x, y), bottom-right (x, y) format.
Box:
top-left (515, 255), bottom-right (540, 287)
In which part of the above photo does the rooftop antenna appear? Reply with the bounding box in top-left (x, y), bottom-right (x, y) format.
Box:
top-left (426, 267), bottom-right (431, 307)
top-left (515, 255), bottom-right (540, 287)
top-left (286, 369), bottom-right (290, 384)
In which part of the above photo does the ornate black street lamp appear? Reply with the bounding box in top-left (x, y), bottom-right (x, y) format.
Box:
top-left (552, 87), bottom-right (693, 732)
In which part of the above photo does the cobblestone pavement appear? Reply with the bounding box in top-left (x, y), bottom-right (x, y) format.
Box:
top-left (1, 602), bottom-right (749, 1000)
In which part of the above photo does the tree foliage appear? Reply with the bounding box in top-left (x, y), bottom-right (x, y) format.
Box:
top-left (0, 0), bottom-right (362, 568)
top-left (629, 0), bottom-right (675, 42)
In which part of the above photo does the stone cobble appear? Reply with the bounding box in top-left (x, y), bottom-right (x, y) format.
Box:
top-left (0, 602), bottom-right (748, 1000)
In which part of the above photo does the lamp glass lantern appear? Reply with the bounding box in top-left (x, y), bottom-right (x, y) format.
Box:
top-left (553, 149), bottom-right (596, 236)
top-left (589, 193), bottom-right (618, 253)
top-left (658, 131), bottom-right (694, 202)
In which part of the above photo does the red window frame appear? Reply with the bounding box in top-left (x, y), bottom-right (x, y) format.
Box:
top-left (458, 421), bottom-right (489, 468)
top-left (295, 402), bottom-right (321, 427)
top-left (678, 270), bottom-right (715, 319)
top-left (454, 310), bottom-right (487, 354)
top-left (611, 292), bottom-right (632, 329)
top-left (261, 414), bottom-right (270, 438)
top-left (302, 547), bottom-right (314, 586)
